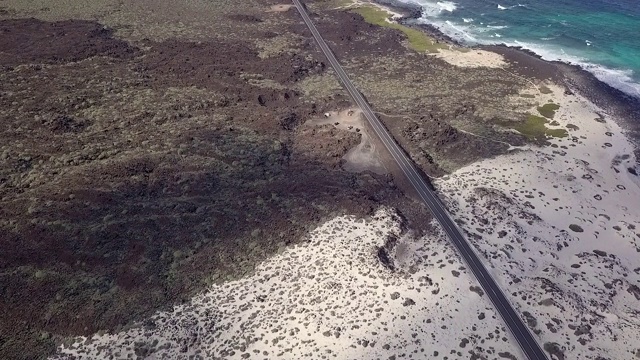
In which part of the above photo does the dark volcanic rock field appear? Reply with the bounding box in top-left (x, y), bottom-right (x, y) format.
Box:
top-left (0, 16), bottom-right (405, 359)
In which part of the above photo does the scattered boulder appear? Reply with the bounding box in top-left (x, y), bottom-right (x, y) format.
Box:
top-left (573, 324), bottom-right (592, 336)
top-left (469, 286), bottom-right (484, 297)
top-left (402, 298), bottom-right (415, 306)
top-left (628, 284), bottom-right (640, 300)
top-left (498, 352), bottom-right (518, 360)
top-left (377, 236), bottom-right (396, 272)
top-left (42, 114), bottom-right (91, 134)
top-left (538, 298), bottom-right (554, 306)
top-left (543, 342), bottom-right (565, 360)
top-left (569, 224), bottom-right (584, 233)
top-left (279, 112), bottom-right (301, 130)
top-left (593, 249), bottom-right (607, 257)
top-left (522, 311), bottom-right (538, 328)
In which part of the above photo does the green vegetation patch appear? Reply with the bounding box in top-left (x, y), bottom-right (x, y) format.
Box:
top-left (506, 114), bottom-right (568, 141)
top-left (539, 85), bottom-right (553, 94)
top-left (351, 6), bottom-right (445, 53)
top-left (330, 0), bottom-right (354, 7)
top-left (537, 103), bottom-right (560, 119)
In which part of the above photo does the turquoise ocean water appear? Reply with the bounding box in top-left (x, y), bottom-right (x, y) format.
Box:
top-left (397, 0), bottom-right (640, 98)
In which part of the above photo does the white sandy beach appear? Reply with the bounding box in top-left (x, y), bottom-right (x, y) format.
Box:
top-left (437, 84), bottom-right (640, 359)
top-left (431, 48), bottom-right (507, 68)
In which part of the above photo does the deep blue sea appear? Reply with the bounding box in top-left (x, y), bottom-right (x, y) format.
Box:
top-left (397, 0), bottom-right (640, 98)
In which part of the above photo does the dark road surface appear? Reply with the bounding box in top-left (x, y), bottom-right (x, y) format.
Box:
top-left (291, 1), bottom-right (549, 359)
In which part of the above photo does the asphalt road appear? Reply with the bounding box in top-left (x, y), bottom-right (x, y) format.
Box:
top-left (291, 1), bottom-right (549, 359)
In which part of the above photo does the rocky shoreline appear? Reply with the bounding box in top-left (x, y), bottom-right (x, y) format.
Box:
top-left (371, 0), bottom-right (640, 165)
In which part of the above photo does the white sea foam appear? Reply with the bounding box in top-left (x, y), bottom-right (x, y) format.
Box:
top-left (406, 0), bottom-right (458, 17)
top-left (497, 3), bottom-right (527, 10)
top-left (402, 0), bottom-right (640, 98)
top-left (508, 40), bottom-right (640, 98)
top-left (584, 64), bottom-right (640, 98)
top-left (442, 20), bottom-right (478, 41)
top-left (436, 1), bottom-right (458, 12)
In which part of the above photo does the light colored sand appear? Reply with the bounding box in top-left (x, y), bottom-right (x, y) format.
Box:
top-left (363, 1), bottom-right (403, 20)
top-left (340, 0), bottom-right (506, 68)
top-left (337, 0), bottom-right (403, 20)
top-left (431, 49), bottom-right (507, 68)
top-left (268, 4), bottom-right (293, 12)
top-left (437, 84), bottom-right (640, 359)
top-left (52, 208), bottom-right (522, 359)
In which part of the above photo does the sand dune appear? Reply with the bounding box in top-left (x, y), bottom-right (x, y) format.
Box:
top-left (437, 84), bottom-right (640, 359)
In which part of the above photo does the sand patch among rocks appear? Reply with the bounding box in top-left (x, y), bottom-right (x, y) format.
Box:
top-left (311, 108), bottom-right (388, 174)
top-left (431, 48), bottom-right (507, 68)
top-left (268, 4), bottom-right (293, 12)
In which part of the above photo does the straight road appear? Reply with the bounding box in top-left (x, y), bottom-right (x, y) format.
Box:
top-left (291, 1), bottom-right (549, 359)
